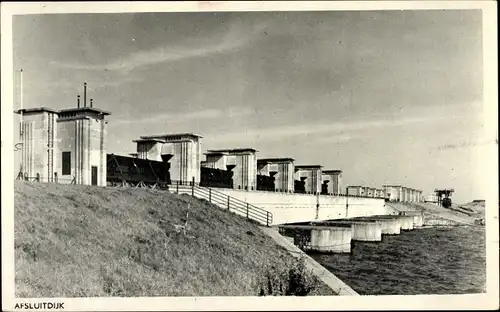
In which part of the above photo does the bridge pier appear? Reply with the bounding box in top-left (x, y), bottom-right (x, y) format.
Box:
top-left (378, 218), bottom-right (401, 235)
top-left (350, 222), bottom-right (383, 241)
top-left (310, 227), bottom-right (352, 253)
top-left (278, 225), bottom-right (352, 253)
top-left (400, 216), bottom-right (414, 230)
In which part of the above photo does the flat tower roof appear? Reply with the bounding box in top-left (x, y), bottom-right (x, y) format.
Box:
top-left (206, 148), bottom-right (258, 154)
top-left (14, 107), bottom-right (59, 114)
top-left (132, 138), bottom-right (167, 143)
top-left (257, 157), bottom-right (295, 163)
top-left (59, 107), bottom-right (111, 115)
top-left (295, 165), bottom-right (323, 169)
top-left (322, 170), bottom-right (343, 174)
top-left (140, 133), bottom-right (203, 140)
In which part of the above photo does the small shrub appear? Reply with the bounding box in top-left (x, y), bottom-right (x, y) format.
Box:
top-left (258, 257), bottom-right (317, 296)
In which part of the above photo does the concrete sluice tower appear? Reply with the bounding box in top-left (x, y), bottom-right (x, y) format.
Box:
top-left (294, 165), bottom-right (323, 194)
top-left (204, 148), bottom-right (258, 190)
top-left (14, 83), bottom-right (110, 186)
top-left (346, 185), bottom-right (364, 196)
top-left (257, 158), bottom-right (295, 193)
top-left (134, 133), bottom-right (202, 184)
top-left (321, 170), bottom-right (342, 195)
top-left (383, 184), bottom-right (423, 203)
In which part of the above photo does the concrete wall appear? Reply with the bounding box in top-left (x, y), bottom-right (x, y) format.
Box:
top-left (274, 162), bottom-right (294, 192)
top-left (333, 173), bottom-right (342, 195)
top-left (403, 188), bottom-right (410, 202)
top-left (213, 188), bottom-right (396, 225)
top-left (89, 118), bottom-right (106, 186)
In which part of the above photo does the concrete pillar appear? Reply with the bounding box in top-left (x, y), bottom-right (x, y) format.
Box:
top-left (378, 219), bottom-right (400, 235)
top-left (396, 186), bottom-right (402, 201)
top-left (351, 222), bottom-right (382, 241)
top-left (412, 214), bottom-right (424, 227)
top-left (310, 227), bottom-right (352, 253)
top-left (400, 216), bottom-right (414, 230)
top-left (362, 186), bottom-right (369, 197)
top-left (81, 119), bottom-right (89, 185)
top-left (389, 219), bottom-right (401, 234)
top-left (100, 117), bottom-right (107, 187)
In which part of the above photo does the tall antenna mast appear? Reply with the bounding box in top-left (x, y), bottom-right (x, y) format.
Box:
top-left (20, 69), bottom-right (24, 133)
top-left (18, 68), bottom-right (24, 177)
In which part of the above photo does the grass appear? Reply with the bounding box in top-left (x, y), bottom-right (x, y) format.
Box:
top-left (14, 181), bottom-right (335, 297)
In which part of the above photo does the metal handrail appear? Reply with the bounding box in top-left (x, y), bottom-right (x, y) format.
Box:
top-left (177, 183), bottom-right (269, 215)
top-left (172, 181), bottom-right (272, 226)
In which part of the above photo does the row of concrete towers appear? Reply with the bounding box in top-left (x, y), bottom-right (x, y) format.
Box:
top-left (134, 134), bottom-right (342, 194)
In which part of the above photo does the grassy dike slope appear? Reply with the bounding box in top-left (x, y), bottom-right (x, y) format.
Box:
top-left (14, 181), bottom-right (335, 297)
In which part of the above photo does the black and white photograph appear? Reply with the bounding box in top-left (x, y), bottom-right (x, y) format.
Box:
top-left (1, 1), bottom-right (498, 311)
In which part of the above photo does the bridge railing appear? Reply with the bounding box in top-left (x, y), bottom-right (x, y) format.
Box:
top-left (171, 180), bottom-right (273, 226)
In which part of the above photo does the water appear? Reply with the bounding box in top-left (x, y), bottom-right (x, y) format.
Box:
top-left (309, 226), bottom-right (486, 295)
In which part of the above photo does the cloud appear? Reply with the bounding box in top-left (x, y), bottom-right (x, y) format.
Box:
top-left (110, 107), bottom-right (254, 126)
top-left (205, 113), bottom-right (478, 144)
top-left (49, 21), bottom-right (267, 74)
top-left (435, 139), bottom-right (497, 152)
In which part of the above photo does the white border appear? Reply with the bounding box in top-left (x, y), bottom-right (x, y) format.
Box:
top-left (1, 1), bottom-right (498, 311)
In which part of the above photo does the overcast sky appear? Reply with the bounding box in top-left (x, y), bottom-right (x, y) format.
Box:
top-left (12, 10), bottom-right (487, 203)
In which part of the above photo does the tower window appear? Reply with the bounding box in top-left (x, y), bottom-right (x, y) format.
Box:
top-left (62, 151), bottom-right (71, 175)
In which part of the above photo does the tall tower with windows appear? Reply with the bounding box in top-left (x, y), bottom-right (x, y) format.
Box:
top-left (14, 82), bottom-right (110, 185)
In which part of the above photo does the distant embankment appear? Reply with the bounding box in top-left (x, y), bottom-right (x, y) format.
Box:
top-left (212, 189), bottom-right (396, 225)
top-left (14, 181), bottom-right (335, 297)
top-left (386, 201), bottom-right (480, 225)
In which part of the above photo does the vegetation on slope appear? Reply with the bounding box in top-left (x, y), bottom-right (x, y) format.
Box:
top-left (14, 181), bottom-right (334, 297)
